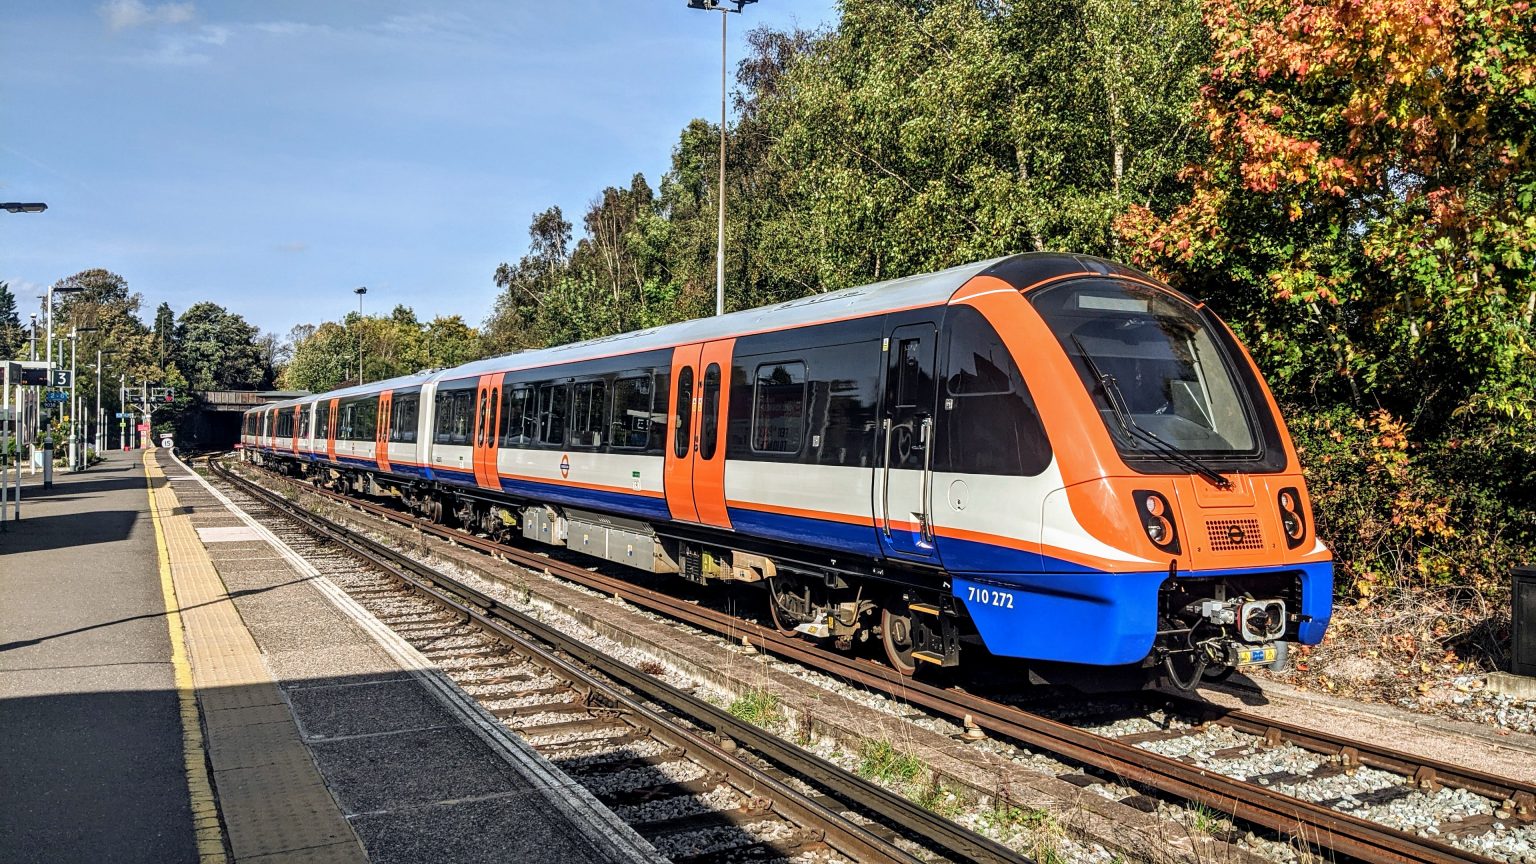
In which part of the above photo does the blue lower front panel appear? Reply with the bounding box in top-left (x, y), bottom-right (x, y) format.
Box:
top-left (957, 561), bottom-right (1334, 666)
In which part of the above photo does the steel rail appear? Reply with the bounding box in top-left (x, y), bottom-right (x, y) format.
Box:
top-left (231, 460), bottom-right (1528, 864)
top-left (211, 459), bottom-right (1025, 864)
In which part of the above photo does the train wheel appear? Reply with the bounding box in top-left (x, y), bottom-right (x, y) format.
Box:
top-left (880, 607), bottom-right (918, 677)
top-left (766, 575), bottom-right (805, 637)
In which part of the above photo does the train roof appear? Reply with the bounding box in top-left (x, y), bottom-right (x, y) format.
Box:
top-left (440, 256), bottom-right (1006, 382)
top-left (249, 252), bottom-right (1157, 413)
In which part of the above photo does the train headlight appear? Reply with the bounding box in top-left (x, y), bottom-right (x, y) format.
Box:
top-left (1239, 599), bottom-right (1286, 642)
top-left (1132, 490), bottom-right (1180, 554)
top-left (1277, 486), bottom-right (1306, 549)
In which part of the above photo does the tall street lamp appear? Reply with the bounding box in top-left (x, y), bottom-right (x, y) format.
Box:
top-left (687, 0), bottom-right (756, 317)
top-left (45, 281), bottom-right (85, 371)
top-left (92, 348), bottom-right (116, 453)
top-left (354, 286), bottom-right (368, 384)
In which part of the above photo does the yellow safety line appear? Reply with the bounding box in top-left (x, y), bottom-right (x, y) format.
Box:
top-left (144, 449), bottom-right (230, 864)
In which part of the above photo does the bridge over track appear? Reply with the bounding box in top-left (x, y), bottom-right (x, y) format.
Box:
top-left (186, 389), bottom-right (308, 449)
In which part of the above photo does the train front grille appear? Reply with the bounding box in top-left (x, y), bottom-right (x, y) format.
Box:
top-left (1205, 517), bottom-right (1264, 552)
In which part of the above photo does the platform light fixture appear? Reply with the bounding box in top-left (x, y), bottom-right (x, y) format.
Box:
top-left (1, 202), bottom-right (47, 213)
top-left (686, 0), bottom-right (756, 317)
top-left (354, 286), bottom-right (368, 385)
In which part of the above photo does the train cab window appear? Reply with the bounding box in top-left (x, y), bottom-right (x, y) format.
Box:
top-left (570, 380), bottom-right (607, 448)
top-left (499, 388), bottom-right (533, 446)
top-left (673, 367), bottom-right (693, 458)
top-left (610, 375), bottom-right (655, 450)
top-left (699, 364), bottom-right (722, 460)
top-left (942, 306), bottom-right (1050, 476)
top-left (751, 362), bottom-right (806, 455)
top-left (537, 383), bottom-right (568, 446)
top-left (390, 394), bottom-right (419, 443)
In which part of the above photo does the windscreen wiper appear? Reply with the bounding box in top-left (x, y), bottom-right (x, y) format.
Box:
top-left (1071, 336), bottom-right (1232, 489)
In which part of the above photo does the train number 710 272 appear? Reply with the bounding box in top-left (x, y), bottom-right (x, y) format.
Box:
top-left (965, 586), bottom-right (1015, 609)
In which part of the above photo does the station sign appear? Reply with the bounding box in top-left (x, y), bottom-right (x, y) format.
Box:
top-left (44, 390), bottom-right (69, 404)
top-left (50, 369), bottom-right (71, 387)
top-left (116, 412), bottom-right (134, 419)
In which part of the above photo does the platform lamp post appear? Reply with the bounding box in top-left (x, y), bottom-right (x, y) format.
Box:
top-left (92, 348), bottom-right (115, 455)
top-left (5, 202), bottom-right (49, 466)
top-left (354, 286), bottom-right (367, 384)
top-left (66, 326), bottom-right (97, 471)
top-left (685, 0), bottom-right (756, 317)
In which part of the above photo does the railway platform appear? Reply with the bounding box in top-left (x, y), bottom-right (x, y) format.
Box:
top-left (0, 449), bottom-right (662, 864)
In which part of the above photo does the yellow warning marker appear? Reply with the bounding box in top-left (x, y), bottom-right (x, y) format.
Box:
top-left (144, 449), bottom-right (229, 864)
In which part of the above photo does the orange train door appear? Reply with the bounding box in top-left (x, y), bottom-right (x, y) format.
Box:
top-left (326, 398), bottom-right (339, 462)
top-left (375, 390), bottom-right (394, 473)
top-left (290, 405), bottom-right (301, 456)
top-left (663, 345), bottom-right (702, 523)
top-left (691, 338), bottom-right (735, 530)
top-left (472, 373), bottom-right (503, 490)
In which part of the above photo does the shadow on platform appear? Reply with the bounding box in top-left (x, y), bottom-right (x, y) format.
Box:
top-left (0, 509), bottom-right (139, 552)
top-left (20, 474), bottom-right (147, 500)
top-left (0, 576), bottom-right (314, 652)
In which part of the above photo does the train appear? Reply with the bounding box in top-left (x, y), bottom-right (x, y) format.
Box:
top-left (241, 253), bottom-right (1333, 688)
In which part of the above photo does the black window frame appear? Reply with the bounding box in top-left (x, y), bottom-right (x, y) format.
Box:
top-left (390, 392), bottom-right (419, 444)
top-left (570, 379), bottom-right (608, 449)
top-left (699, 363), bottom-right (722, 460)
top-left (750, 360), bottom-right (808, 456)
top-left (536, 381), bottom-right (569, 447)
top-left (609, 374), bottom-right (655, 451)
top-left (673, 367), bottom-right (694, 459)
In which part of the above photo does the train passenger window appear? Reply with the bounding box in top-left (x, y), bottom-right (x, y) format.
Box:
top-left (570, 380), bottom-right (607, 448)
top-left (942, 307), bottom-right (1050, 476)
top-left (434, 388), bottom-right (473, 445)
top-left (391, 394), bottom-right (418, 444)
top-left (610, 375), bottom-right (654, 450)
top-left (316, 403), bottom-right (330, 441)
top-left (751, 362), bottom-right (806, 455)
top-left (537, 383), bottom-right (568, 446)
top-left (499, 388), bottom-right (533, 446)
top-left (356, 398), bottom-right (378, 442)
top-left (673, 368), bottom-right (693, 459)
top-left (699, 364), bottom-right (721, 460)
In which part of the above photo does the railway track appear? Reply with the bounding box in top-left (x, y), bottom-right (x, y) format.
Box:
top-left (220, 458), bottom-right (1536, 864)
top-left (205, 457), bottom-right (1026, 864)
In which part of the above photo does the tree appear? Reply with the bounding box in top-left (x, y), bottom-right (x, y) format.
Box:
top-left (280, 321), bottom-right (355, 392)
top-left (0, 282), bottom-right (23, 359)
top-left (484, 206), bottom-right (575, 351)
top-left (173, 302), bottom-right (269, 391)
top-left (1117, 0), bottom-right (1536, 431)
top-left (152, 302), bottom-right (176, 371)
top-left (51, 270), bottom-right (157, 437)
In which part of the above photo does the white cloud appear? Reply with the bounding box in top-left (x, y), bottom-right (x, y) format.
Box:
top-left (141, 25), bottom-right (230, 66)
top-left (276, 242), bottom-right (308, 253)
top-left (100, 0), bottom-right (195, 31)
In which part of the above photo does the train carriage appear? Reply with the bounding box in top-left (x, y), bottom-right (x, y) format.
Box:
top-left (245, 253), bottom-right (1333, 687)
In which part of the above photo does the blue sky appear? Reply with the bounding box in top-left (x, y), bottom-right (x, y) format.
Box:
top-left (1, 0), bottom-right (837, 338)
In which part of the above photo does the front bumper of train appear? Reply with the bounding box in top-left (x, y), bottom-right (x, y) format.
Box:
top-left (953, 562), bottom-right (1332, 666)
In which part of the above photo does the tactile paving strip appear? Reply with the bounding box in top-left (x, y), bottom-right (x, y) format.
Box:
top-left (147, 452), bottom-right (365, 864)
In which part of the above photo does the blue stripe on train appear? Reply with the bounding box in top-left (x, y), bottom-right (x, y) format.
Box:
top-left (429, 469), bottom-right (674, 523)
